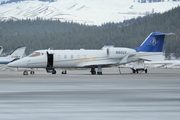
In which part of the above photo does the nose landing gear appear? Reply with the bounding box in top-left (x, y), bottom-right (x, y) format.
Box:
top-left (23, 70), bottom-right (35, 75)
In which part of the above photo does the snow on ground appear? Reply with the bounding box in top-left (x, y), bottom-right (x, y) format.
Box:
top-left (0, 0), bottom-right (179, 25)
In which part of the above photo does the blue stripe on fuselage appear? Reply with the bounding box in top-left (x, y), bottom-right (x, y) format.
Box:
top-left (0, 61), bottom-right (11, 64)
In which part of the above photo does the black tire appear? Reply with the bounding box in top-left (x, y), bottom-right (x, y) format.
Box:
top-left (23, 70), bottom-right (28, 75)
top-left (91, 71), bottom-right (96, 75)
top-left (97, 72), bottom-right (102, 75)
top-left (62, 71), bottom-right (66, 74)
top-left (30, 71), bottom-right (35, 75)
top-left (52, 70), bottom-right (56, 74)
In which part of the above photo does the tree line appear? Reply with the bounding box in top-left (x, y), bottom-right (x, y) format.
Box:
top-left (0, 6), bottom-right (180, 58)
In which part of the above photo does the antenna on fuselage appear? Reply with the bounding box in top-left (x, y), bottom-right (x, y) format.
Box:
top-left (48, 47), bottom-right (53, 50)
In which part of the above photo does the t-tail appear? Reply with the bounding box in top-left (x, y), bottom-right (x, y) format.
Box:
top-left (135, 32), bottom-right (171, 52)
top-left (6, 46), bottom-right (26, 61)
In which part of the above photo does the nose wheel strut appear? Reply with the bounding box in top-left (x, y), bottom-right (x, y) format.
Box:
top-left (23, 70), bottom-right (35, 75)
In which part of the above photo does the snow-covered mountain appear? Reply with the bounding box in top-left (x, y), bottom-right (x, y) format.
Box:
top-left (0, 0), bottom-right (179, 25)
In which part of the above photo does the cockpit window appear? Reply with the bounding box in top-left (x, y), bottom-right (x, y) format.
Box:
top-left (29, 52), bottom-right (41, 57)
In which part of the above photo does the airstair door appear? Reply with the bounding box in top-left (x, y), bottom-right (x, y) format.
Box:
top-left (46, 52), bottom-right (53, 68)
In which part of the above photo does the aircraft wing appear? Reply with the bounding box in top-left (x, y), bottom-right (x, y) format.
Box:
top-left (76, 59), bottom-right (119, 68)
top-left (74, 52), bottom-right (164, 68)
top-left (76, 53), bottom-right (136, 68)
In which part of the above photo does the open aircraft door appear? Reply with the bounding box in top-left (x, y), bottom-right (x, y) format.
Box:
top-left (47, 51), bottom-right (53, 68)
top-left (46, 51), bottom-right (56, 74)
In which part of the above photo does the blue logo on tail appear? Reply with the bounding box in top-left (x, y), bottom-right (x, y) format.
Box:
top-left (150, 37), bottom-right (158, 46)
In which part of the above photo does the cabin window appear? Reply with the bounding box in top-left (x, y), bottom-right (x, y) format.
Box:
top-left (58, 55), bottom-right (60, 59)
top-left (107, 49), bottom-right (109, 55)
top-left (64, 55), bottom-right (67, 59)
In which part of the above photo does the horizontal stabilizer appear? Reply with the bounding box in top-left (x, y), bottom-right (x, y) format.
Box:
top-left (137, 52), bottom-right (165, 61)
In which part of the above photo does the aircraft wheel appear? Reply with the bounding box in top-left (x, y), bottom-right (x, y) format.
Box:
top-left (52, 70), bottom-right (57, 74)
top-left (23, 70), bottom-right (28, 75)
top-left (136, 70), bottom-right (139, 73)
top-left (91, 71), bottom-right (96, 75)
top-left (30, 71), bottom-right (35, 75)
top-left (90, 68), bottom-right (96, 75)
top-left (132, 69), bottom-right (135, 73)
top-left (97, 72), bottom-right (102, 75)
top-left (145, 69), bottom-right (147, 73)
top-left (62, 70), bottom-right (67, 74)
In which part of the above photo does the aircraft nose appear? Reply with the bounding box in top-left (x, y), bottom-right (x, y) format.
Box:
top-left (7, 59), bottom-right (26, 68)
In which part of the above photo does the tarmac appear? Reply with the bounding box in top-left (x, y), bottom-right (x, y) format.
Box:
top-left (0, 68), bottom-right (180, 120)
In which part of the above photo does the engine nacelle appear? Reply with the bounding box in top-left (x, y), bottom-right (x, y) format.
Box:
top-left (107, 47), bottom-right (135, 59)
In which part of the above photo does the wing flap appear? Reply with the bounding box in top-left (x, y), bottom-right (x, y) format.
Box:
top-left (76, 59), bottom-right (118, 68)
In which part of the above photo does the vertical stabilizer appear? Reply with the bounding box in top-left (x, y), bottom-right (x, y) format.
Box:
top-left (7, 46), bottom-right (26, 61)
top-left (135, 32), bottom-right (167, 52)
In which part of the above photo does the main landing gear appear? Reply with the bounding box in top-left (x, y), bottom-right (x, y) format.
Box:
top-left (90, 68), bottom-right (96, 75)
top-left (90, 66), bottom-right (102, 75)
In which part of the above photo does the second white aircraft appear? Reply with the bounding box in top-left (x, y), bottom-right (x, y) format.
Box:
top-left (0, 46), bottom-right (26, 67)
top-left (8, 32), bottom-right (171, 75)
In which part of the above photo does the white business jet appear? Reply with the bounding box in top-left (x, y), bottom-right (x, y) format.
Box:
top-left (8, 32), bottom-right (171, 75)
top-left (0, 46), bottom-right (26, 67)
